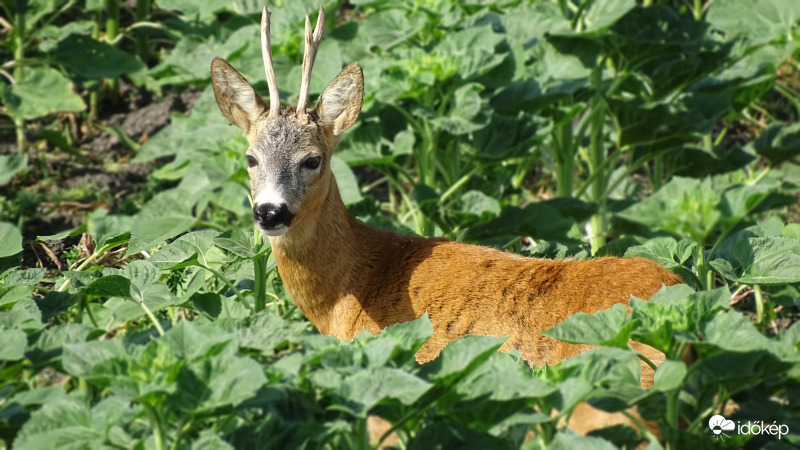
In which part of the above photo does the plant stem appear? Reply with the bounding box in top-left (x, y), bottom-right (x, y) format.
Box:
top-left (199, 263), bottom-right (253, 312)
top-left (105, 0), bottom-right (120, 103)
top-left (138, 298), bottom-right (166, 336)
top-left (554, 105), bottom-right (575, 198)
top-left (753, 284), bottom-right (764, 324)
top-left (588, 67), bottom-right (607, 255)
top-left (81, 296), bottom-right (101, 328)
top-left (143, 404), bottom-right (168, 450)
top-left (252, 231), bottom-right (268, 313)
top-left (12, 0), bottom-right (26, 153)
top-left (135, 0), bottom-right (151, 60)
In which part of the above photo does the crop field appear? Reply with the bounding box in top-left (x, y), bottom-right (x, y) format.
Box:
top-left (1, 0), bottom-right (800, 448)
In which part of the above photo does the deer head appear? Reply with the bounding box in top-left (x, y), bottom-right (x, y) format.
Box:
top-left (210, 7), bottom-right (363, 237)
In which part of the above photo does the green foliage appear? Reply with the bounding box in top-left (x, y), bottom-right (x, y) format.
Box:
top-left (1, 1), bottom-right (799, 449)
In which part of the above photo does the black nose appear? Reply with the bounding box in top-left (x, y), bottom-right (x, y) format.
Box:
top-left (253, 203), bottom-right (295, 229)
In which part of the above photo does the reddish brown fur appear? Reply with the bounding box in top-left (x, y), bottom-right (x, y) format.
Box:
top-left (271, 173), bottom-right (683, 369)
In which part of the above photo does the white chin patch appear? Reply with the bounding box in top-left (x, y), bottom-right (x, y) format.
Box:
top-left (261, 225), bottom-right (289, 237)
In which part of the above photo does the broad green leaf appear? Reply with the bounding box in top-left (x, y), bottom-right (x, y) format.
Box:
top-left (651, 360), bottom-right (687, 392)
top-left (358, 9), bottom-right (426, 51)
top-left (127, 189), bottom-right (198, 254)
top-left (750, 121), bottom-right (800, 164)
top-left (150, 230), bottom-right (219, 269)
top-left (86, 208), bottom-right (132, 251)
top-left (181, 353), bottom-right (266, 412)
top-left (541, 304), bottom-right (633, 348)
top-left (53, 34), bottom-right (144, 79)
top-left (700, 311), bottom-right (774, 353)
top-left (707, 0), bottom-right (800, 47)
top-left (156, 0), bottom-right (231, 18)
top-left (0, 222), bottom-right (22, 258)
top-left (331, 156), bottom-right (363, 205)
top-left (27, 323), bottom-right (95, 367)
top-left (718, 183), bottom-right (776, 231)
top-left (82, 275), bottom-right (132, 299)
top-left (229, 313), bottom-right (309, 356)
top-left (338, 367), bottom-right (431, 417)
top-left (1, 67), bottom-right (85, 120)
top-left (617, 177), bottom-right (721, 242)
top-left (547, 430), bottom-right (619, 450)
top-left (134, 88), bottom-right (239, 163)
top-left (435, 26), bottom-right (506, 80)
top-left (62, 340), bottom-right (127, 379)
top-left (0, 328), bottom-right (27, 360)
top-left (456, 352), bottom-right (555, 401)
top-left (430, 83), bottom-right (487, 135)
top-left (13, 393), bottom-right (104, 450)
top-left (161, 320), bottom-right (236, 361)
top-left (711, 236), bottom-right (800, 285)
top-left (0, 154), bottom-right (28, 185)
top-left (624, 237), bottom-right (695, 269)
top-left (3, 268), bottom-right (45, 286)
top-left (191, 430), bottom-right (235, 450)
top-left (0, 298), bottom-right (44, 332)
top-left (423, 335), bottom-right (508, 384)
top-left (214, 228), bottom-right (270, 258)
top-left (0, 285), bottom-right (34, 308)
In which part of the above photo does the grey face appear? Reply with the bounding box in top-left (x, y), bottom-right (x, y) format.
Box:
top-left (248, 116), bottom-right (325, 236)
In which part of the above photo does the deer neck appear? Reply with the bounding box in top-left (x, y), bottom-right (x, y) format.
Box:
top-left (266, 176), bottom-right (364, 333)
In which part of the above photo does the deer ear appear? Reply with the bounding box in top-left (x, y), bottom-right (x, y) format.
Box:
top-left (210, 57), bottom-right (268, 134)
top-left (317, 63), bottom-right (363, 136)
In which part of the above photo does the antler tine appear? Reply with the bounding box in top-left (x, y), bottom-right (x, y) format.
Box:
top-left (261, 6), bottom-right (281, 118)
top-left (295, 6), bottom-right (325, 123)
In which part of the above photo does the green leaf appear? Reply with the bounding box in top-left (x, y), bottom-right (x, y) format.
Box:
top-left (700, 311), bottom-right (775, 353)
top-left (0, 222), bottom-right (23, 258)
top-left (338, 367), bottom-right (431, 417)
top-left (331, 156), bottom-right (363, 205)
top-left (435, 26), bottom-right (506, 80)
top-left (423, 335), bottom-right (508, 385)
top-left (13, 393), bottom-right (104, 449)
top-left (53, 34), bottom-right (144, 79)
top-left (750, 121), bottom-right (800, 164)
top-left (156, 0), bottom-right (231, 19)
top-left (191, 430), bottom-right (235, 450)
top-left (0, 154), bottom-right (28, 185)
top-left (541, 304), bottom-right (633, 348)
top-left (127, 189), bottom-right (198, 254)
top-left (624, 237), bottom-right (695, 269)
top-left (617, 177), bottom-right (721, 242)
top-left (711, 236), bottom-right (800, 285)
top-left (214, 228), bottom-right (269, 259)
top-left (0, 298), bottom-right (44, 332)
top-left (82, 275), bottom-right (132, 299)
top-left (456, 353), bottom-right (555, 401)
top-left (707, 0), bottom-right (800, 47)
top-left (0, 328), bottom-right (27, 361)
top-left (651, 359), bottom-right (687, 392)
top-left (62, 340), bottom-right (127, 379)
top-left (547, 430), bottom-right (619, 450)
top-left (150, 230), bottom-right (219, 269)
top-left (1, 67), bottom-right (85, 120)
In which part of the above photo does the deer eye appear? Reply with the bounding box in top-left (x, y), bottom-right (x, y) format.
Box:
top-left (246, 155), bottom-right (257, 168)
top-left (302, 156), bottom-right (321, 170)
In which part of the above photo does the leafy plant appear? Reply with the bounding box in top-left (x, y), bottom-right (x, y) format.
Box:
top-left (0, 1), bottom-right (799, 449)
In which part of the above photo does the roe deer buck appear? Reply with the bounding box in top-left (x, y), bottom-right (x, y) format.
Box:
top-left (210, 5), bottom-right (683, 436)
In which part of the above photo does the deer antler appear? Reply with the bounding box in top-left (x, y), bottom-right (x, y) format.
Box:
top-left (261, 6), bottom-right (281, 119)
top-left (296, 7), bottom-right (325, 123)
